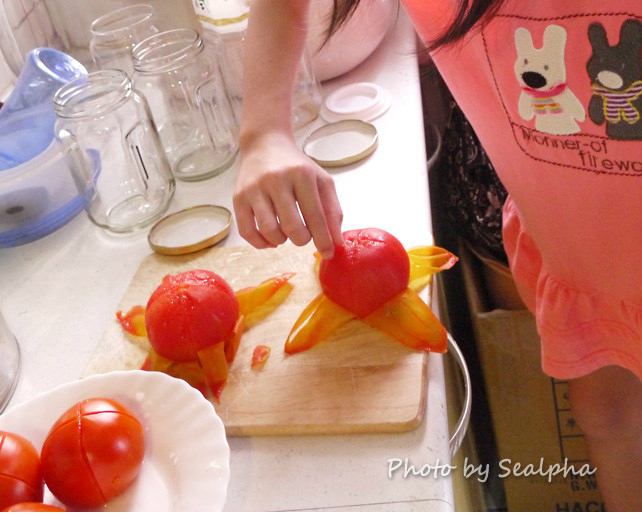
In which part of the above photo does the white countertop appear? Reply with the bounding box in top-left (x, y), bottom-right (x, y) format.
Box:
top-left (0, 7), bottom-right (455, 511)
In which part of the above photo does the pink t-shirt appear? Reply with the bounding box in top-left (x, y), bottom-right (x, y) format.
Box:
top-left (402, 0), bottom-right (642, 379)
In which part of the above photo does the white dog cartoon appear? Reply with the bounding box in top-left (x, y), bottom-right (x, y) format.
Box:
top-left (514, 24), bottom-right (585, 135)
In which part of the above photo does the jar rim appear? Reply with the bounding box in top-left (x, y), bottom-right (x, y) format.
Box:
top-left (132, 28), bottom-right (203, 73)
top-left (90, 4), bottom-right (155, 39)
top-left (53, 69), bottom-right (132, 118)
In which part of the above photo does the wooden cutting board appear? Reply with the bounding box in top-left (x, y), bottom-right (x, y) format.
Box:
top-left (85, 242), bottom-right (429, 436)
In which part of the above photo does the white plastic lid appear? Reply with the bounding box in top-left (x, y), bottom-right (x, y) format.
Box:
top-left (320, 82), bottom-right (392, 123)
top-left (147, 204), bottom-right (231, 255)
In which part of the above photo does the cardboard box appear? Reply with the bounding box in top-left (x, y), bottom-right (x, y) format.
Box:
top-left (459, 243), bottom-right (604, 511)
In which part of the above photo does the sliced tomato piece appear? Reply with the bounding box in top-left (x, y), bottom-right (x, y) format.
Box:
top-left (363, 288), bottom-right (447, 353)
top-left (285, 294), bottom-right (355, 354)
top-left (236, 273), bottom-right (295, 318)
top-left (312, 251), bottom-right (322, 272)
top-left (251, 345), bottom-right (271, 368)
top-left (407, 246), bottom-right (458, 292)
top-left (115, 305), bottom-right (147, 337)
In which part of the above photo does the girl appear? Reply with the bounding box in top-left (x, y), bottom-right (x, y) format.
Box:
top-left (232, 1), bottom-right (642, 509)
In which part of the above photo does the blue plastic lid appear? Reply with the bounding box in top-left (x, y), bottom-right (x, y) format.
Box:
top-left (0, 144), bottom-right (99, 248)
top-left (0, 48), bottom-right (87, 171)
top-left (0, 194), bottom-right (85, 248)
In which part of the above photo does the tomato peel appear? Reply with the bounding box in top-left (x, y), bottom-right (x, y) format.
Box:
top-left (363, 289), bottom-right (447, 353)
top-left (285, 293), bottom-right (354, 355)
top-left (197, 342), bottom-right (229, 401)
top-left (251, 345), bottom-right (271, 368)
top-left (236, 273), bottom-right (295, 317)
top-left (142, 350), bottom-right (208, 395)
top-left (225, 315), bottom-right (245, 363)
top-left (115, 305), bottom-right (147, 337)
top-left (407, 246), bottom-right (458, 292)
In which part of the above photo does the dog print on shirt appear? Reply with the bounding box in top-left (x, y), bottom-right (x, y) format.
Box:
top-left (481, 12), bottom-right (642, 176)
top-left (514, 25), bottom-right (585, 135)
top-left (586, 19), bottom-right (642, 141)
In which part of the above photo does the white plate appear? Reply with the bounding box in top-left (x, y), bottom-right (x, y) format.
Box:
top-left (0, 370), bottom-right (230, 511)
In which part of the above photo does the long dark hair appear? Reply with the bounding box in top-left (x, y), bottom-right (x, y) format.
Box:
top-left (327, 0), bottom-right (505, 49)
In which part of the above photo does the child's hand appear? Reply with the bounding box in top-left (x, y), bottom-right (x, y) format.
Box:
top-left (233, 132), bottom-right (344, 260)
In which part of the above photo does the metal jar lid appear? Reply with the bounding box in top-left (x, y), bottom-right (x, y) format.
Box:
top-left (147, 204), bottom-right (231, 255)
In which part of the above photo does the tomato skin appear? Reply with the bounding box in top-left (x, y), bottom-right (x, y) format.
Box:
top-left (319, 228), bottom-right (410, 318)
top-left (0, 432), bottom-right (43, 510)
top-left (40, 398), bottom-right (145, 509)
top-left (145, 270), bottom-right (239, 361)
top-left (251, 345), bottom-right (271, 368)
top-left (3, 502), bottom-right (65, 512)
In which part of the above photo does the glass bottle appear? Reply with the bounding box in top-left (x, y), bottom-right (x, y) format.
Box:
top-left (53, 69), bottom-right (175, 232)
top-left (194, 0), bottom-right (322, 130)
top-left (132, 28), bottom-right (238, 181)
top-left (0, 310), bottom-right (20, 413)
top-left (89, 4), bottom-right (159, 76)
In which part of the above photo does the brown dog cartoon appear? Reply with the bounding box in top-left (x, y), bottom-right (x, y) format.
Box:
top-left (587, 19), bottom-right (642, 141)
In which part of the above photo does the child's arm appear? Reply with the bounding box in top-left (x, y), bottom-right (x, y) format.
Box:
top-left (233, 0), bottom-right (344, 259)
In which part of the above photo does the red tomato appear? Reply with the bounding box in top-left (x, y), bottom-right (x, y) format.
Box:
top-left (319, 228), bottom-right (410, 318)
top-left (40, 398), bottom-right (145, 509)
top-left (145, 269), bottom-right (239, 362)
top-left (0, 432), bottom-right (43, 510)
top-left (3, 503), bottom-right (65, 512)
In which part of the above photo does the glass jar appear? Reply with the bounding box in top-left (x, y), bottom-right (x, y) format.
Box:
top-left (53, 69), bottom-right (175, 233)
top-left (89, 4), bottom-right (159, 76)
top-left (0, 0), bottom-right (202, 79)
top-left (132, 28), bottom-right (238, 181)
top-left (0, 309), bottom-right (20, 413)
top-left (194, 0), bottom-right (322, 130)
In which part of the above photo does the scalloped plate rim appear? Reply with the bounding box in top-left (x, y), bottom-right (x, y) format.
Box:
top-left (0, 370), bottom-right (230, 511)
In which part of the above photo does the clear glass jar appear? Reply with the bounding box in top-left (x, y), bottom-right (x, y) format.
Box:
top-left (132, 28), bottom-right (238, 181)
top-left (89, 4), bottom-right (158, 76)
top-left (195, 0), bottom-right (322, 130)
top-left (0, 0), bottom-right (201, 79)
top-left (0, 309), bottom-right (20, 413)
top-left (53, 69), bottom-right (175, 233)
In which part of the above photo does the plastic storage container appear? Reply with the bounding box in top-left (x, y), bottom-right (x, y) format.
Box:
top-left (0, 141), bottom-right (85, 248)
top-left (0, 47), bottom-right (87, 247)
